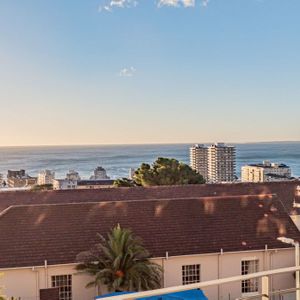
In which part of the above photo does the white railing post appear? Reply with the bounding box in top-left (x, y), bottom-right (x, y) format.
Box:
top-left (104, 266), bottom-right (300, 300)
top-left (296, 242), bottom-right (300, 300)
top-left (261, 276), bottom-right (269, 300)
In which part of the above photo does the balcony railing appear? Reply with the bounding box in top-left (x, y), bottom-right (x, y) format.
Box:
top-left (105, 266), bottom-right (300, 300)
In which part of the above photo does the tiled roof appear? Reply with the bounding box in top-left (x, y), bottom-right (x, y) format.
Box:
top-left (0, 194), bottom-right (299, 269)
top-left (0, 181), bottom-right (299, 213)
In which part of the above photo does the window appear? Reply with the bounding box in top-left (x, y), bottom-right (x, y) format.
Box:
top-left (182, 264), bottom-right (200, 285)
top-left (241, 259), bottom-right (259, 294)
top-left (51, 275), bottom-right (72, 300)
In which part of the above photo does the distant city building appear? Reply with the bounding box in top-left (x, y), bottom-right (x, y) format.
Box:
top-left (66, 170), bottom-right (81, 181)
top-left (190, 144), bottom-right (208, 181)
top-left (52, 178), bottom-right (114, 190)
top-left (241, 161), bottom-right (292, 182)
top-left (190, 143), bottom-right (236, 183)
top-left (77, 179), bottom-right (114, 189)
top-left (207, 143), bottom-right (236, 183)
top-left (90, 166), bottom-right (110, 180)
top-left (129, 168), bottom-right (136, 179)
top-left (37, 169), bottom-right (55, 185)
top-left (7, 169), bottom-right (26, 179)
top-left (52, 179), bottom-right (77, 190)
top-left (0, 173), bottom-right (4, 187)
top-left (7, 169), bottom-right (37, 188)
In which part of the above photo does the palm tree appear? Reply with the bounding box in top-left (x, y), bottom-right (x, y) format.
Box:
top-left (76, 225), bottom-right (162, 292)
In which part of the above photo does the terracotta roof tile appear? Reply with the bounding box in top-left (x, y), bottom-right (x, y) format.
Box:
top-left (0, 194), bottom-right (299, 269)
top-left (0, 181), bottom-right (299, 214)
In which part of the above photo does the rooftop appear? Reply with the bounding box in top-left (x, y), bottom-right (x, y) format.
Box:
top-left (0, 181), bottom-right (299, 214)
top-left (0, 194), bottom-right (299, 269)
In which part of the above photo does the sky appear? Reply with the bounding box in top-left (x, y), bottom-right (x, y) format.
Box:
top-left (0, 0), bottom-right (300, 146)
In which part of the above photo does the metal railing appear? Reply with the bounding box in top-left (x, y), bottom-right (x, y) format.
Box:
top-left (237, 288), bottom-right (299, 300)
top-left (104, 266), bottom-right (300, 300)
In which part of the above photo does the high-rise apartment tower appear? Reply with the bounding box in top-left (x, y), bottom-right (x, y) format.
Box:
top-left (190, 143), bottom-right (236, 183)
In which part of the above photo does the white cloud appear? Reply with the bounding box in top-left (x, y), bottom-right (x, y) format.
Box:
top-left (119, 67), bottom-right (137, 77)
top-left (201, 0), bottom-right (210, 7)
top-left (99, 0), bottom-right (209, 12)
top-left (157, 0), bottom-right (195, 8)
top-left (98, 0), bottom-right (138, 12)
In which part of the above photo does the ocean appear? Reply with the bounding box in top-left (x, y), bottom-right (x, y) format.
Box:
top-left (0, 142), bottom-right (299, 179)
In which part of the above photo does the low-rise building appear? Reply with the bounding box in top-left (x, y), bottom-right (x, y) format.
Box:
top-left (242, 161), bottom-right (292, 182)
top-left (0, 193), bottom-right (299, 300)
top-left (7, 169), bottom-right (37, 188)
top-left (77, 179), bottom-right (114, 189)
top-left (52, 179), bottom-right (77, 190)
top-left (37, 170), bottom-right (55, 185)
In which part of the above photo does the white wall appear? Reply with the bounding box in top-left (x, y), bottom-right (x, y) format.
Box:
top-left (0, 264), bottom-right (97, 300)
top-left (0, 249), bottom-right (295, 300)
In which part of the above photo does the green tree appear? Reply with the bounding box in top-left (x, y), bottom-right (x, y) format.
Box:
top-left (76, 225), bottom-right (162, 292)
top-left (133, 157), bottom-right (205, 186)
top-left (31, 184), bottom-right (53, 191)
top-left (113, 178), bottom-right (135, 187)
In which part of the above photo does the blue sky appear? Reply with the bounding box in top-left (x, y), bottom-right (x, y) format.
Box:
top-left (0, 0), bottom-right (299, 146)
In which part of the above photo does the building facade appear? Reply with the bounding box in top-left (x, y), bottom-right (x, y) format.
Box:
top-left (190, 144), bottom-right (208, 181)
top-left (66, 170), bottom-right (81, 181)
top-left (0, 193), bottom-right (299, 300)
top-left (76, 179), bottom-right (114, 189)
top-left (0, 173), bottom-right (4, 187)
top-left (190, 143), bottom-right (236, 183)
top-left (207, 143), bottom-right (236, 183)
top-left (241, 161), bottom-right (292, 183)
top-left (90, 166), bottom-right (110, 180)
top-left (0, 248), bottom-right (295, 300)
top-left (37, 170), bottom-right (55, 186)
top-left (52, 179), bottom-right (77, 190)
top-left (7, 169), bottom-right (37, 188)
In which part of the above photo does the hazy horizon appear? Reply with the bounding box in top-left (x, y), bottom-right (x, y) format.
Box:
top-left (1, 140), bottom-right (300, 149)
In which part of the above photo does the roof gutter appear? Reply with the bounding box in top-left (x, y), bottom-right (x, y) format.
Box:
top-left (0, 247), bottom-right (294, 271)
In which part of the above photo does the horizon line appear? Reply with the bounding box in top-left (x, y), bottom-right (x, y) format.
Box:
top-left (0, 140), bottom-right (300, 148)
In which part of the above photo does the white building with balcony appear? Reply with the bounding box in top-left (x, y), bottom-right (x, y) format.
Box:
top-left (242, 161), bottom-right (292, 183)
top-left (52, 179), bottom-right (77, 190)
top-left (190, 143), bottom-right (236, 183)
top-left (37, 170), bottom-right (55, 185)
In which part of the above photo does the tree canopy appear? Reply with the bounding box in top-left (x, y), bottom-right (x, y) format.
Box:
top-left (114, 157), bottom-right (205, 187)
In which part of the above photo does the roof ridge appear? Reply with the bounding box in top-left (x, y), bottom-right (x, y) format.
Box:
top-left (3, 193), bottom-right (277, 210)
top-left (0, 205), bottom-right (13, 218)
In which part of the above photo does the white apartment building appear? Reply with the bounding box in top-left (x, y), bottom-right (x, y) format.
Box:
top-left (52, 179), bottom-right (77, 190)
top-left (241, 161), bottom-right (292, 183)
top-left (190, 144), bottom-right (208, 181)
top-left (37, 170), bottom-right (55, 185)
top-left (0, 173), bottom-right (4, 186)
top-left (190, 143), bottom-right (236, 183)
top-left (207, 143), bottom-right (236, 183)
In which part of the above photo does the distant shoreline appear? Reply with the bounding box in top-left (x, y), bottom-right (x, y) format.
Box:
top-left (1, 140), bottom-right (300, 149)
